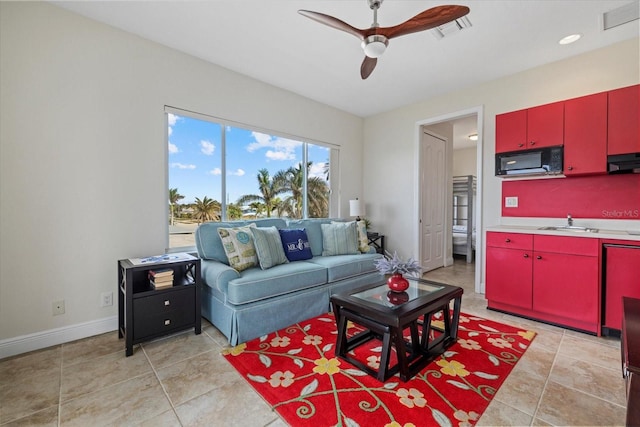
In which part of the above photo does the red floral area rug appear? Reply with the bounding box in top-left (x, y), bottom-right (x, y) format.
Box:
top-left (223, 312), bottom-right (536, 427)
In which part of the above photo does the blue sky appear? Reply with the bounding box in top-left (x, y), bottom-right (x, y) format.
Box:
top-left (168, 113), bottom-right (329, 205)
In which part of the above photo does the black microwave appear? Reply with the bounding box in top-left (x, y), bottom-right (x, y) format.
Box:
top-left (496, 146), bottom-right (563, 177)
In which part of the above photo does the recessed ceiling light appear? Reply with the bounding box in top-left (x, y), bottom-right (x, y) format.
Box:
top-left (468, 133), bottom-right (478, 141)
top-left (559, 34), bottom-right (582, 45)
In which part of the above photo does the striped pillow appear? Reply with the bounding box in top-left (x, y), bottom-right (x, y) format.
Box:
top-left (251, 226), bottom-right (289, 270)
top-left (321, 222), bottom-right (360, 256)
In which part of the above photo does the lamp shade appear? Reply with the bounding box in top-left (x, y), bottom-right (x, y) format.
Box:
top-left (349, 199), bottom-right (365, 218)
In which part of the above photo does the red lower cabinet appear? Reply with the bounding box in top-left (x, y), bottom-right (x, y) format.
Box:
top-left (532, 252), bottom-right (599, 328)
top-left (486, 247), bottom-right (533, 309)
top-left (486, 232), bottom-right (600, 334)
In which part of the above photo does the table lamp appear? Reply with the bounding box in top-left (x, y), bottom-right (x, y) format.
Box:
top-left (349, 199), bottom-right (365, 221)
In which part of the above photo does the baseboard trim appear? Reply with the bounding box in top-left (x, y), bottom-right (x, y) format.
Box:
top-left (0, 316), bottom-right (118, 359)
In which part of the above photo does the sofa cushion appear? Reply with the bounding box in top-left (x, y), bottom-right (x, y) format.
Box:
top-left (218, 224), bottom-right (258, 272)
top-left (356, 220), bottom-right (369, 253)
top-left (306, 253), bottom-right (382, 283)
top-left (251, 226), bottom-right (289, 270)
top-left (195, 219), bottom-right (287, 262)
top-left (321, 221), bottom-right (359, 256)
top-left (278, 228), bottom-right (313, 261)
top-left (226, 262), bottom-right (327, 305)
top-left (285, 219), bottom-right (333, 257)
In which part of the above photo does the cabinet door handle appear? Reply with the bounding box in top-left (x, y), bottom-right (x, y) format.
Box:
top-left (530, 141), bottom-right (536, 146)
top-left (523, 253), bottom-right (529, 258)
top-left (567, 166), bottom-right (574, 171)
top-left (164, 300), bottom-right (170, 306)
top-left (505, 238), bottom-right (511, 243)
top-left (518, 143), bottom-right (524, 148)
top-left (536, 255), bottom-right (542, 260)
top-left (164, 319), bottom-right (171, 326)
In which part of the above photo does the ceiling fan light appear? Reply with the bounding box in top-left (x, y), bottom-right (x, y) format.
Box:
top-left (361, 35), bottom-right (388, 58)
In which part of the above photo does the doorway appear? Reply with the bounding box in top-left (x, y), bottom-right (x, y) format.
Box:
top-left (415, 107), bottom-right (483, 293)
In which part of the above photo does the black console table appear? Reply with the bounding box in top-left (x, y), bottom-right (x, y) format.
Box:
top-left (118, 254), bottom-right (201, 356)
top-left (367, 233), bottom-right (385, 254)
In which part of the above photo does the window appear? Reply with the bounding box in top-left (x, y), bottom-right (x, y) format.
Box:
top-left (166, 108), bottom-right (337, 249)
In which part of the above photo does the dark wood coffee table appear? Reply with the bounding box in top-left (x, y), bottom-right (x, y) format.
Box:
top-left (330, 278), bottom-right (463, 382)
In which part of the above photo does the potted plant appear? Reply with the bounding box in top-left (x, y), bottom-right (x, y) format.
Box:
top-left (374, 251), bottom-right (422, 292)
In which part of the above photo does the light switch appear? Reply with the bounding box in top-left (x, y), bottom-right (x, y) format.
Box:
top-left (505, 197), bottom-right (518, 208)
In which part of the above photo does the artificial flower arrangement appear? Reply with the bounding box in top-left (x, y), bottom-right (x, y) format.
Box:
top-left (374, 251), bottom-right (422, 277)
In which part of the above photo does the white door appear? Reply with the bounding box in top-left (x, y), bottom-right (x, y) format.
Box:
top-left (420, 131), bottom-right (446, 272)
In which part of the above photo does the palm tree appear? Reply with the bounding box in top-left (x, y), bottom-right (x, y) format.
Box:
top-left (193, 196), bottom-right (221, 223)
top-left (236, 169), bottom-right (285, 218)
top-left (249, 201), bottom-right (265, 218)
top-left (226, 203), bottom-right (243, 220)
top-left (276, 162), bottom-right (329, 219)
top-left (168, 188), bottom-right (185, 226)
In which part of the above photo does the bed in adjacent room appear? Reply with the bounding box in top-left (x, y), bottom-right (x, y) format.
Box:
top-left (452, 175), bottom-right (476, 263)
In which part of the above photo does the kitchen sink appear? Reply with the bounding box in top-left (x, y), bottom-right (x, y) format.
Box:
top-left (539, 226), bottom-right (599, 233)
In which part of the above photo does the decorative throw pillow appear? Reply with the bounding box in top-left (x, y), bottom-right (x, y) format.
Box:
top-left (356, 220), bottom-right (369, 253)
top-left (278, 228), bottom-right (313, 261)
top-left (250, 226), bottom-right (289, 270)
top-left (217, 224), bottom-right (257, 272)
top-left (321, 221), bottom-right (360, 256)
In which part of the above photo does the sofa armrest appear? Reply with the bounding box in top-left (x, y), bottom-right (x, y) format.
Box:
top-left (201, 259), bottom-right (240, 295)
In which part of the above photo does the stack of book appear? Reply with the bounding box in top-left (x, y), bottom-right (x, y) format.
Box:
top-left (148, 268), bottom-right (174, 289)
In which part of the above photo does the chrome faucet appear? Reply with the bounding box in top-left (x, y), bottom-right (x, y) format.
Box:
top-left (567, 214), bottom-right (573, 227)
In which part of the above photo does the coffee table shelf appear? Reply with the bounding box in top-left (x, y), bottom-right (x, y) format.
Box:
top-left (330, 278), bottom-right (463, 382)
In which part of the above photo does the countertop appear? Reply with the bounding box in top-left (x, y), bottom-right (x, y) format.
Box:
top-left (486, 224), bottom-right (640, 242)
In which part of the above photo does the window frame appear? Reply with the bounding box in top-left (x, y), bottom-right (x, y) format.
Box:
top-left (164, 106), bottom-right (340, 251)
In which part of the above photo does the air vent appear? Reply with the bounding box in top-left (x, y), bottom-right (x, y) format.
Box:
top-left (603, 2), bottom-right (639, 31)
top-left (432, 16), bottom-right (472, 40)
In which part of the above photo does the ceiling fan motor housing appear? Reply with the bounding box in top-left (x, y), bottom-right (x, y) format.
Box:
top-left (362, 35), bottom-right (388, 58)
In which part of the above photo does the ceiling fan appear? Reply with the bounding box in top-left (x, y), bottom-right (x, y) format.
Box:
top-left (298, 1), bottom-right (470, 79)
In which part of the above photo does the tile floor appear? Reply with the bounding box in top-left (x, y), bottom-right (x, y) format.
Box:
top-left (0, 259), bottom-right (627, 426)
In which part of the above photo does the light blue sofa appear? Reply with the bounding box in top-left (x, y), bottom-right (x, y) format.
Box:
top-left (195, 218), bottom-right (384, 345)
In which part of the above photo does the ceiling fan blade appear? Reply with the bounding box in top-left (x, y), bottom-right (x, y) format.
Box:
top-left (360, 56), bottom-right (377, 80)
top-left (298, 10), bottom-right (366, 40)
top-left (378, 5), bottom-right (470, 39)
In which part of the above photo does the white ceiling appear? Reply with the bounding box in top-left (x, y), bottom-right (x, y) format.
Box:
top-left (51, 0), bottom-right (638, 152)
top-left (53, 0), bottom-right (638, 122)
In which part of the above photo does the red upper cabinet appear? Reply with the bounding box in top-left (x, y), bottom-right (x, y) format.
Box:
top-left (496, 110), bottom-right (527, 153)
top-left (564, 92), bottom-right (608, 175)
top-left (527, 102), bottom-right (564, 149)
top-left (496, 102), bottom-right (564, 153)
top-left (608, 84), bottom-right (640, 155)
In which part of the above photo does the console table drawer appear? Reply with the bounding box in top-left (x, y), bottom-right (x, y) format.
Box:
top-left (133, 287), bottom-right (195, 339)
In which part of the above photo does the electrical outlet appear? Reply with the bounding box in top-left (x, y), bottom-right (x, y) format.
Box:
top-left (101, 292), bottom-right (113, 307)
top-left (52, 300), bottom-right (65, 316)
top-left (505, 196), bottom-right (518, 208)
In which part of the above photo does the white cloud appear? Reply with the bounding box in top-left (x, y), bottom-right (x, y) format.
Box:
top-left (229, 168), bottom-right (245, 176)
top-left (309, 162), bottom-right (327, 179)
top-left (200, 140), bottom-right (215, 155)
top-left (167, 113), bottom-right (179, 126)
top-left (168, 126), bottom-right (173, 137)
top-left (265, 150), bottom-right (291, 161)
top-left (171, 162), bottom-right (196, 170)
top-left (209, 168), bottom-right (222, 175)
top-left (168, 141), bottom-right (179, 154)
top-left (246, 131), bottom-right (301, 161)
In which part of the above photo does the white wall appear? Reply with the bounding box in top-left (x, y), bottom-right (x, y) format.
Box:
top-left (0, 2), bottom-right (364, 353)
top-left (453, 147), bottom-right (477, 177)
top-left (363, 37), bottom-right (639, 286)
